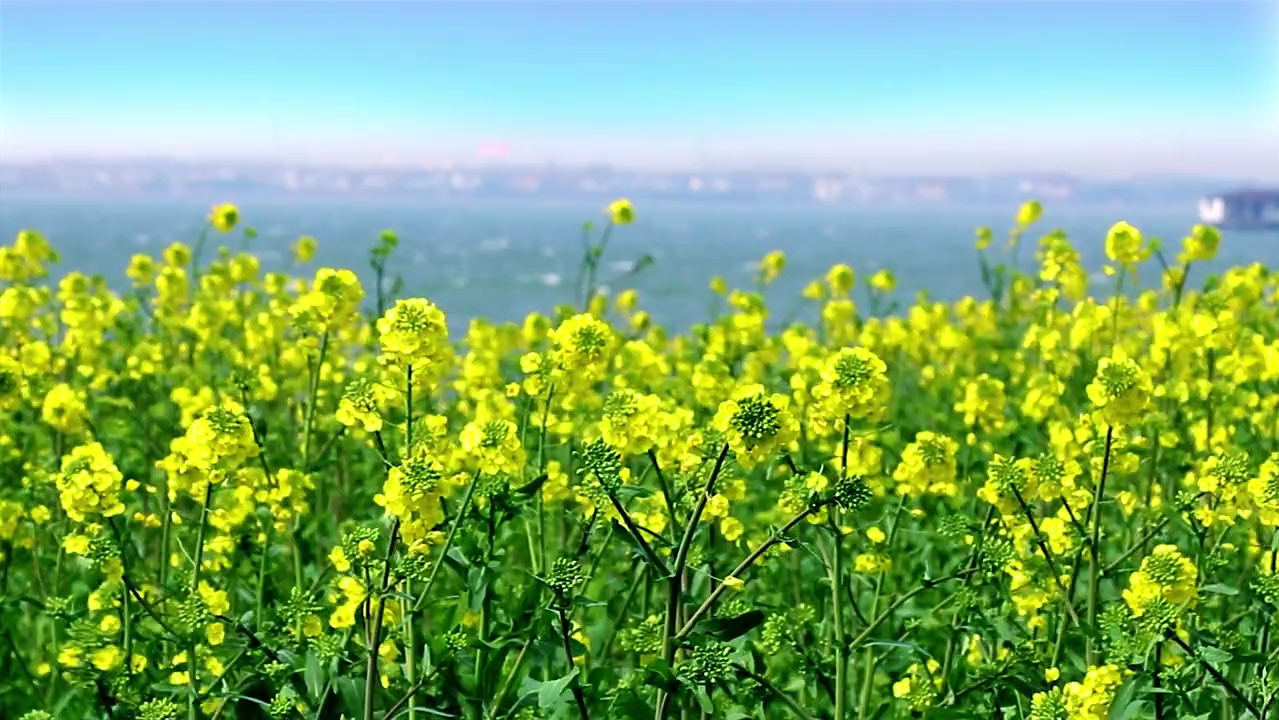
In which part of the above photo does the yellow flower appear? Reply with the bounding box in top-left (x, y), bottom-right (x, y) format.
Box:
top-left (1016, 199), bottom-right (1043, 228)
top-left (549, 313), bottom-right (614, 383)
top-left (329, 546), bottom-right (351, 573)
top-left (825, 263), bottom-right (854, 295)
top-left (90, 645), bottom-right (123, 672)
top-left (1062, 664), bottom-right (1123, 720)
top-left (975, 226), bottom-right (994, 250)
top-left (606, 198), bottom-right (635, 225)
top-left (206, 622), bottom-right (226, 646)
top-left (869, 269), bottom-right (896, 293)
top-left (63, 534), bottom-right (91, 555)
top-left (758, 251), bottom-right (787, 285)
top-left (199, 582), bottom-right (231, 616)
top-left (720, 516), bottom-right (744, 542)
top-left (599, 389), bottom-right (663, 456)
top-left (1179, 223), bottom-right (1220, 263)
top-left (1123, 544), bottom-right (1198, 617)
top-left (1086, 350), bottom-right (1152, 427)
top-left (712, 384), bottom-right (800, 470)
top-left (56, 443), bottom-right (127, 522)
top-left (336, 378), bottom-right (391, 433)
top-left (42, 383), bottom-right (89, 434)
top-left (126, 254), bottom-right (157, 287)
top-left (209, 203), bottom-right (240, 233)
top-left (812, 347), bottom-right (891, 423)
top-left (1104, 220), bottom-right (1149, 267)
top-left (292, 235), bottom-right (318, 263)
top-left (376, 297), bottom-right (452, 372)
top-left (459, 418), bottom-right (525, 476)
top-left (893, 432), bottom-right (959, 497)
top-left (58, 646), bottom-right (84, 668)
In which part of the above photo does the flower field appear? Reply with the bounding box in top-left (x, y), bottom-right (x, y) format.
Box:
top-left (1, 198), bottom-right (1275, 720)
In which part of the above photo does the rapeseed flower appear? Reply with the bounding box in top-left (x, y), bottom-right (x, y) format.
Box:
top-left (1086, 350), bottom-right (1151, 427)
top-left (1123, 544), bottom-right (1198, 619)
top-left (713, 384), bottom-right (799, 469)
top-left (377, 297), bottom-right (451, 370)
top-left (208, 203), bottom-right (240, 233)
top-left (811, 347), bottom-right (891, 425)
top-left (56, 443), bottom-right (126, 522)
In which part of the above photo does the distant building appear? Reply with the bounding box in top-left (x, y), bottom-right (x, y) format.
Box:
top-left (1198, 190), bottom-right (1279, 230)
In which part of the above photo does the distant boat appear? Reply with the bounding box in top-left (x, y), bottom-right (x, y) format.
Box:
top-left (1198, 189), bottom-right (1279, 230)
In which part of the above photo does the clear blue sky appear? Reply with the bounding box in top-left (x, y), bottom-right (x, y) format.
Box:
top-left (1, 1), bottom-right (1276, 175)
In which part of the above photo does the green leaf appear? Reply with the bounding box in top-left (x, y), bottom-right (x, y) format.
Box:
top-left (707, 610), bottom-right (766, 642)
top-left (538, 669), bottom-right (580, 710)
top-left (515, 473), bottom-right (549, 496)
top-left (467, 566), bottom-right (491, 613)
top-left (615, 484), bottom-right (654, 500)
top-left (691, 685), bottom-right (714, 713)
top-left (444, 547), bottom-right (470, 574)
top-left (1197, 645), bottom-right (1233, 665)
top-left (1200, 583), bottom-right (1239, 596)
top-left (336, 676), bottom-right (363, 716)
top-left (1109, 677), bottom-right (1144, 720)
top-left (304, 650), bottom-right (325, 701)
top-left (642, 658), bottom-right (679, 692)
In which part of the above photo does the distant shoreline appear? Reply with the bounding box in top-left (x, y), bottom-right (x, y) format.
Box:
top-left (0, 192), bottom-right (1205, 216)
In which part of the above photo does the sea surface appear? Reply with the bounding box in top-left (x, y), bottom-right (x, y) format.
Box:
top-left (2, 197), bottom-right (1275, 332)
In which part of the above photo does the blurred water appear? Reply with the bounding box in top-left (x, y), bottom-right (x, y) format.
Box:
top-left (2, 197), bottom-right (1273, 332)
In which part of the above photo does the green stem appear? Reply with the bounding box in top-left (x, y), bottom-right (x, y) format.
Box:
top-left (1104, 517), bottom-right (1171, 575)
top-left (1168, 632), bottom-right (1262, 718)
top-left (533, 384), bottom-right (556, 575)
top-left (849, 568), bottom-right (978, 655)
top-left (647, 448), bottom-right (681, 541)
top-left (676, 500), bottom-right (826, 639)
top-left (580, 221), bottom-right (615, 310)
top-left (403, 579), bottom-right (416, 720)
top-left (1009, 484), bottom-right (1082, 629)
top-left (301, 329), bottom-right (330, 472)
top-left (833, 416), bottom-right (851, 720)
top-left (1085, 425), bottom-right (1115, 666)
top-left (735, 664), bottom-right (818, 720)
top-left (607, 493), bottom-right (669, 574)
top-left (857, 497), bottom-right (906, 719)
top-left (189, 480), bottom-right (215, 720)
top-left (557, 605), bottom-right (591, 720)
top-left (412, 471), bottom-right (480, 613)
top-left (832, 513), bottom-right (847, 720)
top-left (362, 518), bottom-right (402, 720)
top-left (189, 223), bottom-right (211, 287)
top-left (403, 365), bottom-right (417, 720)
top-left (1152, 641), bottom-right (1165, 720)
top-left (255, 524), bottom-right (270, 634)
top-left (656, 443), bottom-right (729, 720)
top-left (487, 636), bottom-right (534, 720)
top-left (191, 481), bottom-right (215, 592)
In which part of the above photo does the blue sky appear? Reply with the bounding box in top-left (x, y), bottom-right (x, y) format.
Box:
top-left (1, 1), bottom-right (1277, 175)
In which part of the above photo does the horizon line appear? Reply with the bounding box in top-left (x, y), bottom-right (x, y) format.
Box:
top-left (2, 155), bottom-right (1277, 183)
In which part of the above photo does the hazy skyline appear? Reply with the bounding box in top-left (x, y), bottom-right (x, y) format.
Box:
top-left (1, 1), bottom-right (1277, 177)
